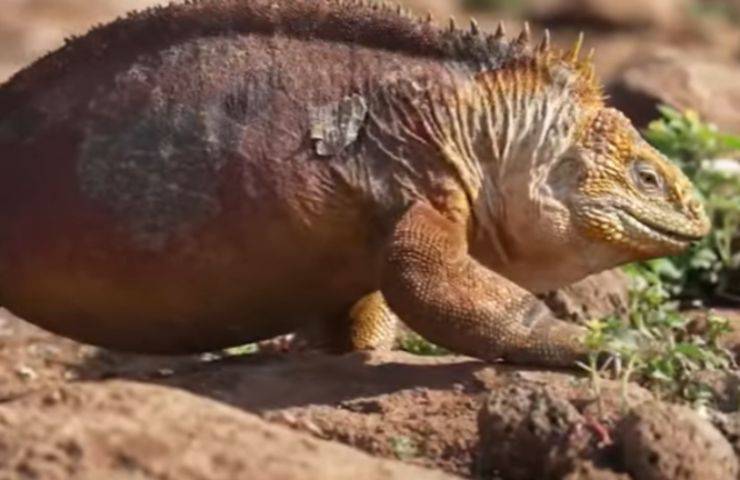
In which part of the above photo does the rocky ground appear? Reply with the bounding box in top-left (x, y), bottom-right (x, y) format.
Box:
top-left (2, 303), bottom-right (740, 480)
top-left (1, 0), bottom-right (739, 479)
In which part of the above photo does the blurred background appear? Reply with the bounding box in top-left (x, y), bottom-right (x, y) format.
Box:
top-left (1, 0), bottom-right (739, 132)
top-left (1, 0), bottom-right (738, 304)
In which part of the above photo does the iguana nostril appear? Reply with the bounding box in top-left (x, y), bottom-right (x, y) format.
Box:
top-left (693, 200), bottom-right (706, 219)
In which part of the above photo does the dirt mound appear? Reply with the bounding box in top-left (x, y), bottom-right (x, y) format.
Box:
top-left (0, 380), bottom-right (454, 480)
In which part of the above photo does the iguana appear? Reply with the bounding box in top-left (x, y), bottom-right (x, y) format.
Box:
top-left (0, 0), bottom-right (710, 366)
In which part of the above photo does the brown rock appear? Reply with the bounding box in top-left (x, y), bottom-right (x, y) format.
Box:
top-left (526, 0), bottom-right (689, 30)
top-left (692, 369), bottom-right (740, 413)
top-left (709, 410), bottom-right (740, 458)
top-left (477, 383), bottom-right (594, 480)
top-left (619, 401), bottom-right (739, 480)
top-left (540, 269), bottom-right (630, 325)
top-left (608, 49), bottom-right (740, 133)
top-left (0, 380), bottom-right (455, 480)
top-left (718, 311), bottom-right (740, 363)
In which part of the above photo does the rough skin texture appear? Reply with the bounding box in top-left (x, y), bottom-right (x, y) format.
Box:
top-left (0, 0), bottom-right (710, 366)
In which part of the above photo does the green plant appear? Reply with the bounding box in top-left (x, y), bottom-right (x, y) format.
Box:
top-left (389, 435), bottom-right (420, 460)
top-left (690, 0), bottom-right (740, 23)
top-left (223, 343), bottom-right (259, 356)
top-left (398, 331), bottom-right (449, 356)
top-left (581, 267), bottom-right (734, 409)
top-left (644, 106), bottom-right (740, 303)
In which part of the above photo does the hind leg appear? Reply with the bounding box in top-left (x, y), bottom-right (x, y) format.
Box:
top-left (348, 291), bottom-right (398, 351)
top-left (299, 291), bottom-right (399, 353)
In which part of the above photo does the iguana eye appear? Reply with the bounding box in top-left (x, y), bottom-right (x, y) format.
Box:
top-left (632, 162), bottom-right (664, 193)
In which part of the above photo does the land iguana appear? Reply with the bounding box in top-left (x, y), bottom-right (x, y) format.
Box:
top-left (0, 0), bottom-right (710, 366)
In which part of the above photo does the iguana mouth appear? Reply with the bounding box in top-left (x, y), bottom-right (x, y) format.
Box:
top-left (617, 209), bottom-right (704, 245)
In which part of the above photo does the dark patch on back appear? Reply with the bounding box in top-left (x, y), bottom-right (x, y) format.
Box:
top-left (223, 90), bottom-right (255, 123)
top-left (76, 43), bottom-right (251, 250)
top-left (78, 104), bottom-right (240, 249)
top-left (221, 70), bottom-right (281, 124)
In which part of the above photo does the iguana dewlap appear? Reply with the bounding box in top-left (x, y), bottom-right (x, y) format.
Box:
top-left (0, 0), bottom-right (709, 366)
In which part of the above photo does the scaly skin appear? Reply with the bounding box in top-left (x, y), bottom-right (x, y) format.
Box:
top-left (0, 0), bottom-right (709, 366)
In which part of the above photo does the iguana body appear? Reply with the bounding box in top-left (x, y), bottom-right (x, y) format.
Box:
top-left (0, 0), bottom-right (709, 365)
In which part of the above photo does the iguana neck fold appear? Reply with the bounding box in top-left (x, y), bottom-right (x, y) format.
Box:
top-left (375, 54), bottom-right (602, 263)
top-left (468, 60), bottom-right (598, 249)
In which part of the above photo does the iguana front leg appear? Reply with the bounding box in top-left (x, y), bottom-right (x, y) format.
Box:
top-left (381, 201), bottom-right (588, 367)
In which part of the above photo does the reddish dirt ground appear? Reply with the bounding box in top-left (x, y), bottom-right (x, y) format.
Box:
top-left (3, 308), bottom-right (738, 479)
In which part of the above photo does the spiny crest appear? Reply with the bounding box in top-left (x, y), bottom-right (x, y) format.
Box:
top-left (522, 29), bottom-right (601, 105)
top-left (565, 32), bottom-right (597, 84)
top-left (518, 29), bottom-right (597, 81)
top-left (3, 0), bottom-right (598, 104)
top-left (423, 15), bottom-right (598, 82)
top-left (580, 109), bottom-right (641, 166)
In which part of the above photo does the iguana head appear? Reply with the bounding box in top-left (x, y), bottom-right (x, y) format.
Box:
top-left (460, 32), bottom-right (711, 291)
top-left (566, 108), bottom-right (710, 260)
top-left (480, 103), bottom-right (710, 291)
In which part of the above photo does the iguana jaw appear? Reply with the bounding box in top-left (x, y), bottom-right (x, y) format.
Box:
top-left (571, 170), bottom-right (711, 259)
top-left (584, 197), bottom-right (710, 256)
top-left (616, 205), bottom-right (707, 246)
